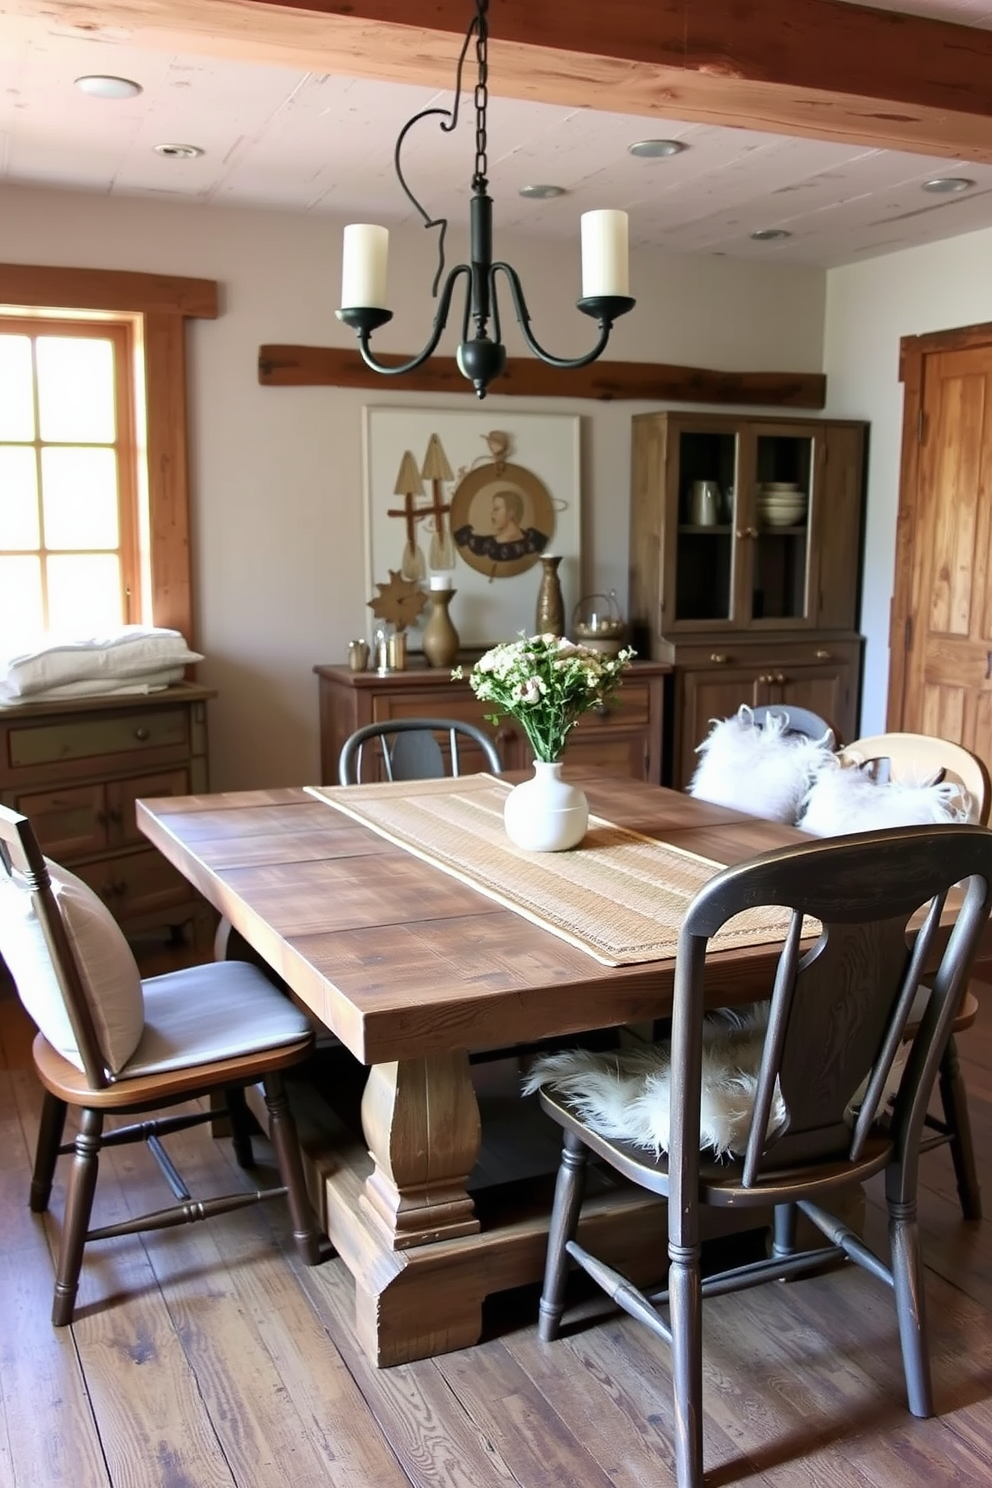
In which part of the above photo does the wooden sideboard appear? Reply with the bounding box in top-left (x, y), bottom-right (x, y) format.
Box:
top-left (0, 683), bottom-right (215, 945)
top-left (314, 658), bottom-right (669, 784)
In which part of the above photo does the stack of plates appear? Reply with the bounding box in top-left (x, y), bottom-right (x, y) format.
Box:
top-left (757, 482), bottom-right (807, 527)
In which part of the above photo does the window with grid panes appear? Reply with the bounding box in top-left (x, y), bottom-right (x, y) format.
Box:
top-left (0, 316), bottom-right (143, 644)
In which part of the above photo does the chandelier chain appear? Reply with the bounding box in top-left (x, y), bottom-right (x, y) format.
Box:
top-left (473, 1), bottom-right (489, 191)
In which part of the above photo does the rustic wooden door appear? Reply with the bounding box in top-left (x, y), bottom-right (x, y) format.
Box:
top-left (889, 325), bottom-right (992, 764)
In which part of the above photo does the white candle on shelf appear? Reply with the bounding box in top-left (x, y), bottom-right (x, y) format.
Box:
top-left (341, 223), bottom-right (390, 309)
top-left (429, 573), bottom-right (453, 590)
top-left (580, 210), bottom-right (629, 298)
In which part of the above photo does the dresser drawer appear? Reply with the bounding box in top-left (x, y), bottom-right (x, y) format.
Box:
top-left (72, 846), bottom-right (197, 925)
top-left (576, 681), bottom-right (652, 728)
top-left (5, 706), bottom-right (189, 773)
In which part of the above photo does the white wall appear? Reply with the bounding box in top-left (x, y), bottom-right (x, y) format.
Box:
top-left (824, 225), bottom-right (992, 735)
top-left (1, 183), bottom-right (826, 788)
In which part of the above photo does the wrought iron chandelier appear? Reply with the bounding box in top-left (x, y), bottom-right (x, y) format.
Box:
top-left (336, 0), bottom-right (635, 399)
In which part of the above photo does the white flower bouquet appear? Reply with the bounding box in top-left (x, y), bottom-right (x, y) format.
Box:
top-left (455, 633), bottom-right (635, 764)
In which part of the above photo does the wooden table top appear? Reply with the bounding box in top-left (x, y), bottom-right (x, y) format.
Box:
top-left (137, 773), bottom-right (805, 1066)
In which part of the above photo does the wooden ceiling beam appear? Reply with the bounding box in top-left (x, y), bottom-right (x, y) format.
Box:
top-left (258, 343), bottom-right (827, 408)
top-left (16, 0), bottom-right (992, 161)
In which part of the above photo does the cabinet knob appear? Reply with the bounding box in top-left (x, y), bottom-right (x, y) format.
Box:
top-left (495, 725), bottom-right (517, 746)
top-left (776, 672), bottom-right (785, 684)
top-left (133, 726), bottom-right (150, 742)
top-left (709, 653), bottom-right (728, 664)
top-left (593, 703), bottom-right (610, 719)
top-left (814, 649), bottom-right (831, 660)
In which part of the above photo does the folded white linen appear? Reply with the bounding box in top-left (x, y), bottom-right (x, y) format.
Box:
top-left (0, 627), bottom-right (202, 702)
top-left (0, 669), bottom-right (184, 707)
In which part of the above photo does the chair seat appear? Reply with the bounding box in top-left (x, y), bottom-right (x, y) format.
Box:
top-left (33, 959), bottom-right (313, 1107)
top-left (539, 1086), bottom-right (894, 1205)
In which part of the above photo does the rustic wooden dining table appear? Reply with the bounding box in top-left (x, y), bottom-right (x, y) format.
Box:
top-left (137, 771), bottom-right (806, 1367)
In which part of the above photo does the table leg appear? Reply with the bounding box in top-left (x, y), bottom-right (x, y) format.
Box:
top-left (360, 1052), bottom-right (482, 1248)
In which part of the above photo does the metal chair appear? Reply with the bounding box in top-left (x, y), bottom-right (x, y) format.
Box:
top-left (536, 825), bottom-right (992, 1488)
top-left (0, 804), bottom-right (325, 1326)
top-left (749, 703), bottom-right (836, 744)
top-left (338, 716), bottom-right (502, 784)
top-left (839, 730), bottom-right (991, 1218)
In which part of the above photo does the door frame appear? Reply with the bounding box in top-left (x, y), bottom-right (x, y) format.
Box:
top-left (888, 319), bottom-right (992, 728)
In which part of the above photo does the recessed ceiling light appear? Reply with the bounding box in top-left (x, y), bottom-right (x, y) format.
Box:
top-left (74, 74), bottom-right (142, 100)
top-left (153, 143), bottom-right (205, 159)
top-left (518, 183), bottom-right (566, 199)
top-left (628, 139), bottom-right (686, 159)
top-left (921, 176), bottom-right (975, 194)
top-left (751, 228), bottom-right (792, 241)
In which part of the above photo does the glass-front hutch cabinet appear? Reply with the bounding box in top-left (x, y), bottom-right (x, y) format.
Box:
top-left (629, 411), bottom-right (866, 786)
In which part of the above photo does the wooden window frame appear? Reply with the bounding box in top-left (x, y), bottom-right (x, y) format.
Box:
top-left (0, 264), bottom-right (218, 643)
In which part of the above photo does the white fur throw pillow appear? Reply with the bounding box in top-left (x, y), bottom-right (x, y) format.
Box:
top-left (689, 706), bottom-right (835, 823)
top-left (797, 761), bottom-right (969, 837)
top-left (523, 1004), bottom-right (903, 1159)
top-left (523, 1005), bottom-right (785, 1158)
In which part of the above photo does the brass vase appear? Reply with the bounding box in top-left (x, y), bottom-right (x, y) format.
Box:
top-left (535, 555), bottom-right (565, 637)
top-left (422, 587), bottom-right (460, 668)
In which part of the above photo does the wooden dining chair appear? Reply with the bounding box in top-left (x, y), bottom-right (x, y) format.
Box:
top-left (338, 716), bottom-right (502, 784)
top-left (0, 804), bottom-right (325, 1326)
top-left (535, 825), bottom-right (992, 1488)
top-left (839, 730), bottom-right (990, 1219)
top-left (749, 703), bottom-right (837, 744)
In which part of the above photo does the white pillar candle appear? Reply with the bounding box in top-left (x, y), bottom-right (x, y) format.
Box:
top-left (341, 223), bottom-right (390, 309)
top-left (429, 573), bottom-right (453, 590)
top-left (580, 209), bottom-right (629, 298)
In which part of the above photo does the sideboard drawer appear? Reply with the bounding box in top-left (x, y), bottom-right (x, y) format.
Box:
top-left (5, 707), bottom-right (189, 775)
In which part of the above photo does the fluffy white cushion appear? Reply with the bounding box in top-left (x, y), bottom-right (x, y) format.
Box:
top-left (689, 706), bottom-right (835, 823)
top-left (523, 1006), bottom-right (783, 1158)
top-left (0, 863), bottom-right (144, 1074)
top-left (524, 1004), bottom-right (903, 1159)
top-left (797, 761), bottom-right (970, 837)
top-left (0, 627), bottom-right (202, 702)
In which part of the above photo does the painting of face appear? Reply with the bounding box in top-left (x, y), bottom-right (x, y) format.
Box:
top-left (451, 468), bottom-right (554, 579)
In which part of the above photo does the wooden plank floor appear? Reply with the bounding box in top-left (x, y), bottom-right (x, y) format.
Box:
top-left (1, 968), bottom-right (990, 1488)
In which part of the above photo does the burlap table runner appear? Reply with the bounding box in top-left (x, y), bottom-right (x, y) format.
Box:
top-left (306, 775), bottom-right (797, 967)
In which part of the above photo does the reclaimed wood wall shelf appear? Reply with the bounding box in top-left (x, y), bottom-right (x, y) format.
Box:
top-left (257, 345), bottom-right (826, 409)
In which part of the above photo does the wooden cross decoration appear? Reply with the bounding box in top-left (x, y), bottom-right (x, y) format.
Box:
top-left (420, 433), bottom-right (455, 570)
top-left (387, 449), bottom-right (430, 581)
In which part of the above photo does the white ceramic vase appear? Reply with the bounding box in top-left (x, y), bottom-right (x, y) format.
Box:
top-left (503, 760), bottom-right (589, 852)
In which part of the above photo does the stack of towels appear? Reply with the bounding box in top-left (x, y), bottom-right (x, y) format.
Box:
top-left (0, 627), bottom-right (203, 707)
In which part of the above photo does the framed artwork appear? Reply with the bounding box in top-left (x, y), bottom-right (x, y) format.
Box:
top-left (363, 407), bottom-right (581, 649)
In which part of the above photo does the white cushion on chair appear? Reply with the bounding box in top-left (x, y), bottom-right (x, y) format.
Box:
top-left (123, 959), bottom-right (312, 1078)
top-left (797, 762), bottom-right (969, 836)
top-left (0, 863), bottom-right (144, 1074)
top-left (689, 707), bottom-right (834, 823)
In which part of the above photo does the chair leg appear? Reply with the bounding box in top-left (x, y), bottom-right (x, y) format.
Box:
top-left (889, 1203), bottom-right (933, 1418)
top-left (669, 1241), bottom-right (704, 1488)
top-left (772, 1202), bottom-right (798, 1261)
top-left (225, 1085), bottom-right (257, 1169)
top-left (262, 1072), bottom-right (324, 1266)
top-left (538, 1130), bottom-right (588, 1342)
top-left (52, 1107), bottom-right (104, 1327)
top-left (30, 1092), bottom-right (67, 1213)
top-left (937, 1036), bottom-right (982, 1220)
